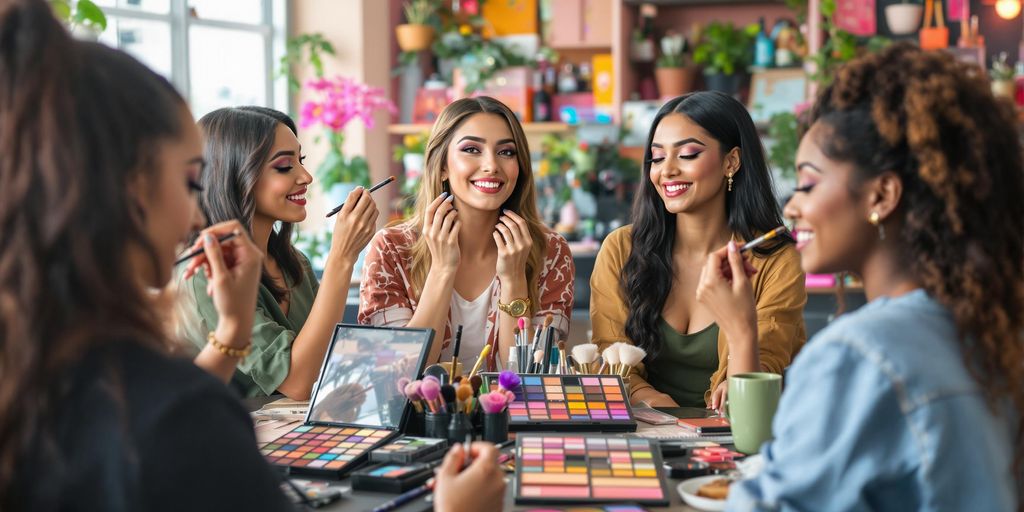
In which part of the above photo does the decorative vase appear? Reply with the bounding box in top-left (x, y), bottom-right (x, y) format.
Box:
top-left (885, 4), bottom-right (924, 35)
top-left (395, 24), bottom-right (435, 52)
top-left (654, 66), bottom-right (698, 99)
top-left (704, 72), bottom-right (743, 97)
top-left (992, 79), bottom-right (1015, 98)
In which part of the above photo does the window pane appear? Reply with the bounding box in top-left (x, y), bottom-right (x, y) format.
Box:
top-left (188, 0), bottom-right (263, 25)
top-left (98, 17), bottom-right (172, 78)
top-left (93, 0), bottom-right (170, 14)
top-left (188, 26), bottom-right (266, 116)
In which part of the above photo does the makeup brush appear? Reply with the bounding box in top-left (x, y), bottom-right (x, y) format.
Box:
top-left (325, 175), bottom-right (395, 217)
top-left (469, 375), bottom-right (483, 398)
top-left (557, 340), bottom-right (567, 374)
top-left (479, 391), bottom-right (508, 414)
top-left (532, 350), bottom-right (543, 374)
top-left (507, 347), bottom-right (518, 375)
top-left (419, 378), bottom-right (441, 413)
top-left (451, 325), bottom-right (463, 378)
top-left (440, 384), bottom-right (457, 414)
top-left (602, 344), bottom-right (621, 376)
top-left (403, 381), bottom-right (424, 413)
top-left (456, 383), bottom-right (473, 415)
top-left (618, 344), bottom-right (647, 378)
top-left (468, 344), bottom-right (491, 378)
top-left (539, 324), bottom-right (556, 374)
top-left (512, 327), bottom-right (522, 373)
top-left (396, 377), bottom-right (411, 394)
top-left (174, 231), bottom-right (239, 266)
top-left (566, 354), bottom-right (577, 375)
top-left (740, 225), bottom-right (788, 253)
top-left (572, 343), bottom-right (599, 374)
top-left (497, 370), bottom-right (521, 392)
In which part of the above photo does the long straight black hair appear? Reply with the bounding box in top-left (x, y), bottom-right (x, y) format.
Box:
top-left (196, 107), bottom-right (304, 302)
top-left (621, 91), bottom-right (790, 359)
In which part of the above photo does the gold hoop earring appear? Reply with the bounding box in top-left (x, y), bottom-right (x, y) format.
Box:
top-left (869, 211), bottom-right (886, 240)
top-left (727, 172), bottom-right (734, 192)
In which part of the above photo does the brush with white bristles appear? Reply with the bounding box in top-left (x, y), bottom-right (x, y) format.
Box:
top-left (618, 344), bottom-right (646, 378)
top-left (602, 344), bottom-right (622, 375)
top-left (571, 343), bottom-right (599, 374)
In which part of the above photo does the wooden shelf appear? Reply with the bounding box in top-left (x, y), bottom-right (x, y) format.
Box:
top-left (387, 122), bottom-right (573, 135)
top-left (623, 0), bottom-right (784, 5)
top-left (807, 286), bottom-right (864, 295)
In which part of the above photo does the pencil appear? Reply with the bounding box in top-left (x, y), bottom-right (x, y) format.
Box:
top-left (325, 176), bottom-right (395, 217)
top-left (173, 232), bottom-right (238, 266)
top-left (739, 225), bottom-right (788, 253)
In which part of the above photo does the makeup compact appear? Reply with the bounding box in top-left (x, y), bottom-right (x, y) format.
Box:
top-left (677, 417), bottom-right (731, 434)
top-left (482, 373), bottom-right (637, 432)
top-left (515, 434), bottom-right (670, 506)
top-left (369, 436), bottom-right (448, 464)
top-left (258, 325), bottom-right (433, 478)
top-left (350, 462), bottom-right (436, 493)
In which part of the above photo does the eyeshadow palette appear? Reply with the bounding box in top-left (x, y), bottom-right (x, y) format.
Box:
top-left (259, 325), bottom-right (433, 478)
top-left (484, 374), bottom-right (637, 432)
top-left (515, 435), bottom-right (670, 506)
top-left (261, 425), bottom-right (393, 473)
top-left (369, 436), bottom-right (448, 464)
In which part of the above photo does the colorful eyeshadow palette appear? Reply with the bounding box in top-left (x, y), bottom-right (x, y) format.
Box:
top-left (515, 435), bottom-right (670, 506)
top-left (484, 374), bottom-right (637, 432)
top-left (259, 325), bottom-right (434, 478)
top-left (350, 461), bottom-right (434, 493)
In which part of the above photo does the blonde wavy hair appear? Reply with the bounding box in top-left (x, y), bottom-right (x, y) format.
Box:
top-left (406, 97), bottom-right (548, 312)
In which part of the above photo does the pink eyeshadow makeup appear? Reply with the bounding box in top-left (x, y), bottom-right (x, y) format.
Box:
top-left (485, 374), bottom-right (637, 432)
top-left (515, 434), bottom-right (669, 506)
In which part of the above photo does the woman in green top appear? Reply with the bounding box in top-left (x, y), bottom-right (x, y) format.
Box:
top-left (178, 107), bottom-right (379, 399)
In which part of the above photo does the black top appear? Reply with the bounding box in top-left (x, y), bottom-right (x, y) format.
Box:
top-left (15, 341), bottom-right (293, 511)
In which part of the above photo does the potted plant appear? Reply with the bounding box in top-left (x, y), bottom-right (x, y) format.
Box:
top-left (50, 0), bottom-right (107, 39)
top-left (392, 132), bottom-right (428, 196)
top-left (692, 21), bottom-right (759, 96)
top-left (655, 31), bottom-right (697, 99)
top-left (396, 0), bottom-right (437, 52)
top-left (990, 52), bottom-right (1016, 98)
top-left (885, 0), bottom-right (924, 35)
top-left (300, 76), bottom-right (397, 205)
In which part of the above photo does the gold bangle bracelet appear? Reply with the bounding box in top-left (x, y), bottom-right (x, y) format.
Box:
top-left (207, 330), bottom-right (251, 358)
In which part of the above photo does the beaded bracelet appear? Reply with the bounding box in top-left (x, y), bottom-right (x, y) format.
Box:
top-left (207, 330), bottom-right (252, 358)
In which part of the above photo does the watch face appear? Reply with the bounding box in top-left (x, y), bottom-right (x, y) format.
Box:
top-left (510, 300), bottom-right (527, 317)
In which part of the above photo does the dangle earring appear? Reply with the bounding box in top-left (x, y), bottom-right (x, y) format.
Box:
top-left (727, 172), bottom-right (734, 192)
top-left (869, 211), bottom-right (886, 240)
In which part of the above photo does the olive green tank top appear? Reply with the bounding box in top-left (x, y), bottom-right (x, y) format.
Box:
top-left (644, 319), bottom-right (720, 407)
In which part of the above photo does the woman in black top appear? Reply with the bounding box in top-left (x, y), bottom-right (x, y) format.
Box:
top-left (0, 1), bottom-right (288, 509)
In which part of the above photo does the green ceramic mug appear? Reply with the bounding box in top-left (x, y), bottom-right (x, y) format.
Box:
top-left (727, 372), bottom-right (782, 454)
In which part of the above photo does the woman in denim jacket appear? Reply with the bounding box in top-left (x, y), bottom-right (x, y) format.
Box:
top-left (696, 43), bottom-right (1022, 511)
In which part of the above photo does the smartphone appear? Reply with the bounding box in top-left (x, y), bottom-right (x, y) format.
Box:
top-left (654, 406), bottom-right (715, 419)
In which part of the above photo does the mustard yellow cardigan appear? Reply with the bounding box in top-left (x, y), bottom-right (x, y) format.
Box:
top-left (590, 226), bottom-right (808, 406)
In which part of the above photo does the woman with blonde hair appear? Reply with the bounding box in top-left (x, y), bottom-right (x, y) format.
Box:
top-left (360, 97), bottom-right (574, 369)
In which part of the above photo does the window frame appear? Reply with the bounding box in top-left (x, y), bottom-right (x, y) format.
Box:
top-left (100, 0), bottom-right (289, 115)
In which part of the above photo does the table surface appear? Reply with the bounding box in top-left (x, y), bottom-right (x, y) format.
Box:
top-left (245, 397), bottom-right (712, 512)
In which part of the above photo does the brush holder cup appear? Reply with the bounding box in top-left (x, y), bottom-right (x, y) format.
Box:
top-left (424, 411), bottom-right (451, 439)
top-left (482, 411), bottom-right (509, 443)
top-left (447, 412), bottom-right (473, 444)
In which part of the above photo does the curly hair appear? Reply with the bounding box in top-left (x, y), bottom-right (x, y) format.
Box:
top-left (812, 42), bottom-right (1024, 488)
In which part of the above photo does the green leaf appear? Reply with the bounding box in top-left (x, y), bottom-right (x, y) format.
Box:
top-left (50, 0), bottom-right (72, 22)
top-left (75, 0), bottom-right (107, 31)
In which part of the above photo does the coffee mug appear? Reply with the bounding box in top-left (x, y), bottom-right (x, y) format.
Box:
top-left (727, 372), bottom-right (782, 454)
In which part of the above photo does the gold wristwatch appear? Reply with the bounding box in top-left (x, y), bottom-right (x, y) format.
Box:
top-left (498, 297), bottom-right (531, 318)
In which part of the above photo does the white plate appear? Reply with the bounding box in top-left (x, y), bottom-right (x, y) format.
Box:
top-left (677, 475), bottom-right (729, 511)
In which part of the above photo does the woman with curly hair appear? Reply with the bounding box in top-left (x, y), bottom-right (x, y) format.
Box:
top-left (699, 43), bottom-right (1022, 509)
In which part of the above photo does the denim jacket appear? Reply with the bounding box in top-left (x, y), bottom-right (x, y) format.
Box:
top-left (728, 290), bottom-right (1018, 511)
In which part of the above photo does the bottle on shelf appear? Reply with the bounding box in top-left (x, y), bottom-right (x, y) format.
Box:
top-left (558, 63), bottom-right (578, 94)
top-left (754, 17), bottom-right (775, 68)
top-left (577, 62), bottom-right (592, 93)
top-left (532, 70), bottom-right (551, 122)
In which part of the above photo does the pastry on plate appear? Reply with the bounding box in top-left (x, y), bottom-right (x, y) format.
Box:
top-left (696, 478), bottom-right (731, 500)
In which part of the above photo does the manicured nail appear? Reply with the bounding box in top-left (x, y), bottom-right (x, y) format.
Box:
top-left (445, 195), bottom-right (455, 202)
top-left (204, 233), bottom-right (214, 244)
top-left (727, 240), bottom-right (737, 253)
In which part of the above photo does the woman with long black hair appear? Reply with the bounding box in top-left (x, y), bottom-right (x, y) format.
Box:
top-left (590, 91), bottom-right (807, 409)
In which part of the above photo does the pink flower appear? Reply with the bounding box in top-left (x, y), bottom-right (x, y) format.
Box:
top-left (298, 75), bottom-right (397, 134)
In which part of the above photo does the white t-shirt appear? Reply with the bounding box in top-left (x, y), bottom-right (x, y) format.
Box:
top-left (443, 278), bottom-right (496, 370)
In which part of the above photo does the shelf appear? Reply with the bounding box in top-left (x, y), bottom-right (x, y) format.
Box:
top-left (387, 122), bottom-right (573, 135)
top-left (623, 0), bottom-right (784, 5)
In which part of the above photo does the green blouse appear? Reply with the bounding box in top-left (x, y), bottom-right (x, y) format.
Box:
top-left (178, 256), bottom-right (319, 397)
top-left (645, 319), bottom-right (720, 408)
